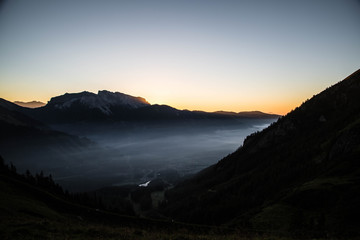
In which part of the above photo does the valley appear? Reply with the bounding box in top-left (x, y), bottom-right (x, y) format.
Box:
top-left (2, 119), bottom-right (275, 192)
top-left (0, 93), bottom-right (277, 192)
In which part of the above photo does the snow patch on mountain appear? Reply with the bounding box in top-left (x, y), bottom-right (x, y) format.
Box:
top-left (50, 90), bottom-right (150, 115)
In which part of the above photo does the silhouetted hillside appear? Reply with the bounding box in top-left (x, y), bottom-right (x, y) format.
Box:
top-left (0, 100), bottom-right (94, 176)
top-left (163, 69), bottom-right (360, 238)
top-left (0, 157), bottom-right (244, 240)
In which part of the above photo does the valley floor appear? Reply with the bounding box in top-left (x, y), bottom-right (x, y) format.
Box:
top-left (1, 163), bottom-right (357, 240)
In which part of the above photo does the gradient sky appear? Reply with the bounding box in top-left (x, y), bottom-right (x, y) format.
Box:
top-left (0, 0), bottom-right (359, 115)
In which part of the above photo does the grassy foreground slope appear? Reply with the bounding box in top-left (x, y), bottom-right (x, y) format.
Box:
top-left (0, 159), bottom-right (291, 240)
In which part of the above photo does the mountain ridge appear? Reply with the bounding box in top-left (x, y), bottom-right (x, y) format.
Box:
top-left (2, 91), bottom-right (279, 124)
top-left (162, 69), bottom-right (360, 237)
top-left (47, 90), bottom-right (150, 115)
top-left (2, 90), bottom-right (280, 124)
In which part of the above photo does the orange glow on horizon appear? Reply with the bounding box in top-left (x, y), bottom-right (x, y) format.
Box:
top-left (2, 83), bottom-right (313, 116)
top-left (3, 91), bottom-right (298, 116)
top-left (171, 104), bottom-right (295, 116)
top-left (2, 85), bottom-right (312, 116)
top-left (155, 98), bottom-right (303, 116)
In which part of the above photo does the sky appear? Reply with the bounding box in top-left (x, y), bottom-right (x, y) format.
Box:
top-left (0, 0), bottom-right (359, 115)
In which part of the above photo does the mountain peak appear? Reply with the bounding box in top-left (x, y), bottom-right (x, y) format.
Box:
top-left (97, 90), bottom-right (150, 107)
top-left (48, 90), bottom-right (150, 115)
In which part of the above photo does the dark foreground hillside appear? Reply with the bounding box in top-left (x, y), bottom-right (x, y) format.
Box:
top-left (1, 157), bottom-right (298, 240)
top-left (0, 158), bottom-right (233, 240)
top-left (163, 69), bottom-right (360, 238)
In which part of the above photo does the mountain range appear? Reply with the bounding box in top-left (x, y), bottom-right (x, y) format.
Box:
top-left (2, 90), bottom-right (279, 124)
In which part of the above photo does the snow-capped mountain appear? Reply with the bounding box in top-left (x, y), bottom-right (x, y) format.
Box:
top-left (48, 90), bottom-right (150, 115)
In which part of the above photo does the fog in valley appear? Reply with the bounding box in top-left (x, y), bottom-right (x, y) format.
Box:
top-left (2, 119), bottom-right (275, 192)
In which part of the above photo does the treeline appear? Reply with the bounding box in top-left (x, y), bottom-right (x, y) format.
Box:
top-left (0, 155), bottom-right (105, 211)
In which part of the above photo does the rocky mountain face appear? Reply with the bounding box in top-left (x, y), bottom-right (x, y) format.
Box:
top-left (47, 90), bottom-right (150, 114)
top-left (22, 91), bottom-right (148, 123)
top-left (162, 69), bottom-right (360, 237)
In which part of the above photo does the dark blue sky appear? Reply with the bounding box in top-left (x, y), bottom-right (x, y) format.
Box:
top-left (0, 0), bottom-right (359, 114)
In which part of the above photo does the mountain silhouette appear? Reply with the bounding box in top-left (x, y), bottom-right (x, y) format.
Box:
top-left (8, 91), bottom-right (279, 124)
top-left (0, 98), bottom-right (94, 176)
top-left (163, 69), bottom-right (360, 237)
top-left (47, 90), bottom-right (149, 113)
top-left (13, 101), bottom-right (45, 108)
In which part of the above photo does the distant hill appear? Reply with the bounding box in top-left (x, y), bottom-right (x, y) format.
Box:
top-left (215, 110), bottom-right (279, 119)
top-left (163, 69), bottom-right (360, 238)
top-left (13, 100), bottom-right (45, 108)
